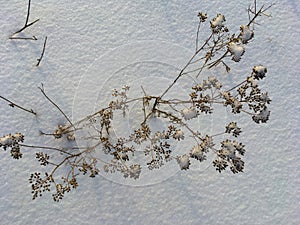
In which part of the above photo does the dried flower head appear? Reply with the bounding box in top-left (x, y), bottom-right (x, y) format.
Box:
top-left (198, 12), bottom-right (207, 22)
top-left (1, 133), bottom-right (24, 159)
top-left (210, 14), bottom-right (226, 32)
top-left (252, 107), bottom-right (270, 123)
top-left (228, 41), bottom-right (245, 62)
top-left (252, 65), bottom-right (267, 80)
top-left (173, 129), bottom-right (184, 140)
top-left (176, 155), bottom-right (190, 170)
top-left (239, 25), bottom-right (254, 43)
top-left (190, 145), bottom-right (206, 161)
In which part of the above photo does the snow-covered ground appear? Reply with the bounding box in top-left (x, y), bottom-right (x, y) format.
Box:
top-left (0, 1), bottom-right (299, 224)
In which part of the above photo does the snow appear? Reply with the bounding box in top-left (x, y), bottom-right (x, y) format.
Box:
top-left (0, 1), bottom-right (299, 225)
top-left (239, 25), bottom-right (254, 44)
top-left (210, 14), bottom-right (226, 31)
top-left (228, 42), bottom-right (245, 62)
top-left (176, 154), bottom-right (191, 170)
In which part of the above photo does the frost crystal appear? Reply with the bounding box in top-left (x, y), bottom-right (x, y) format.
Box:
top-left (176, 155), bottom-right (190, 170)
top-left (228, 42), bottom-right (245, 62)
top-left (181, 107), bottom-right (198, 120)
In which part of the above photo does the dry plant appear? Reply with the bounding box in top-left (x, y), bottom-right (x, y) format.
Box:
top-left (1, 1), bottom-right (273, 201)
top-left (9, 0), bottom-right (48, 66)
top-left (9, 0), bottom-right (39, 40)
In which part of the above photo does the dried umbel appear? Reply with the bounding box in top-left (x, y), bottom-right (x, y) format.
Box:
top-left (0, 133), bottom-right (24, 159)
top-left (1, 1), bottom-right (273, 201)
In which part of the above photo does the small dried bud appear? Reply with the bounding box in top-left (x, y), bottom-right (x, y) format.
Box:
top-left (252, 65), bottom-right (267, 80)
top-left (198, 12), bottom-right (207, 22)
top-left (210, 14), bottom-right (226, 32)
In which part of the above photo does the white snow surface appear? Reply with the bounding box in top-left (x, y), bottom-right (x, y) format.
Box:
top-left (0, 1), bottom-right (299, 225)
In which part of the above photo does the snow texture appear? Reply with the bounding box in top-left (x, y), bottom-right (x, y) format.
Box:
top-left (0, 0), bottom-right (299, 225)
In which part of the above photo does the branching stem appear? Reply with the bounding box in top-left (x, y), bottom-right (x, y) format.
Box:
top-left (9, 0), bottom-right (39, 39)
top-left (38, 84), bottom-right (74, 128)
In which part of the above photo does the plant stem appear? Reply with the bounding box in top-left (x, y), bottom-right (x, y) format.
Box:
top-left (19, 143), bottom-right (77, 155)
top-left (36, 36), bottom-right (47, 66)
top-left (38, 84), bottom-right (74, 128)
top-left (9, 36), bottom-right (37, 41)
top-left (13, 0), bottom-right (39, 35)
top-left (0, 95), bottom-right (36, 115)
top-left (153, 33), bottom-right (214, 110)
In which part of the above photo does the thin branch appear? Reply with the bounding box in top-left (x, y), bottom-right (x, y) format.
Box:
top-left (212, 80), bottom-right (248, 101)
top-left (0, 95), bottom-right (36, 115)
top-left (140, 86), bottom-right (148, 124)
top-left (247, 3), bottom-right (274, 27)
top-left (38, 84), bottom-right (74, 128)
top-left (24, 0), bottom-right (32, 26)
top-left (36, 36), bottom-right (47, 66)
top-left (156, 109), bottom-right (204, 142)
top-left (224, 80), bottom-right (247, 93)
top-left (19, 143), bottom-right (78, 156)
top-left (206, 50), bottom-right (230, 70)
top-left (9, 36), bottom-right (37, 41)
top-left (195, 20), bottom-right (201, 52)
top-left (39, 127), bottom-right (76, 137)
top-left (9, 0), bottom-right (39, 39)
top-left (13, 19), bottom-right (40, 35)
top-left (153, 32), bottom-right (214, 110)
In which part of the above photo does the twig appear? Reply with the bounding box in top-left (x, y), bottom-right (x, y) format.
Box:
top-left (140, 86), bottom-right (148, 124)
top-left (9, 36), bottom-right (37, 41)
top-left (247, 2), bottom-right (274, 27)
top-left (9, 0), bottom-right (39, 39)
top-left (206, 50), bottom-right (230, 70)
top-left (36, 36), bottom-right (47, 66)
top-left (0, 95), bottom-right (36, 115)
top-left (14, 0), bottom-right (39, 34)
top-left (38, 84), bottom-right (74, 128)
top-left (12, 19), bottom-right (40, 35)
top-left (19, 143), bottom-right (78, 156)
top-left (195, 20), bottom-right (201, 52)
top-left (152, 32), bottom-right (214, 110)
